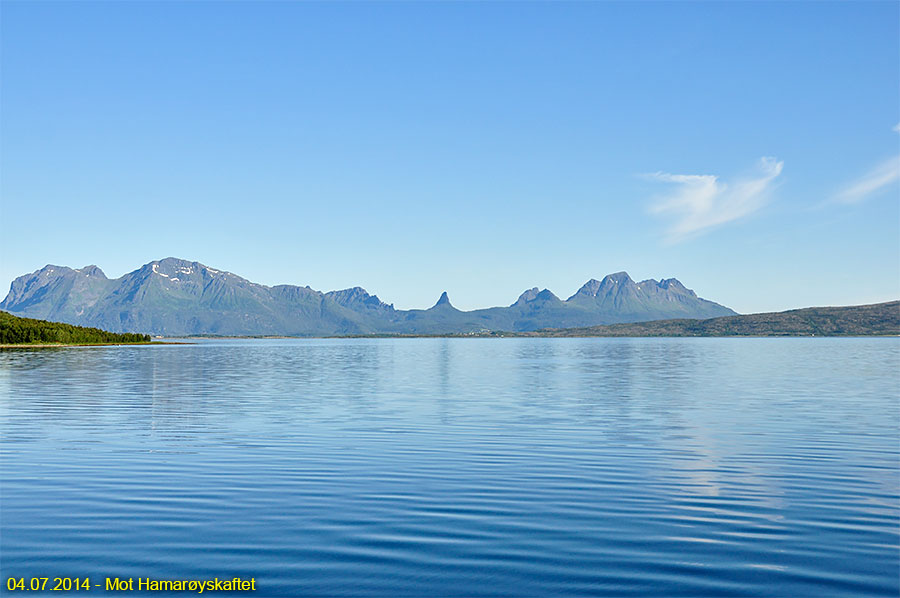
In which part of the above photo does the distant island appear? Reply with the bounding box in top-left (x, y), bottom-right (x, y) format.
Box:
top-left (1, 258), bottom-right (736, 336)
top-left (512, 301), bottom-right (900, 338)
top-left (0, 312), bottom-right (151, 346)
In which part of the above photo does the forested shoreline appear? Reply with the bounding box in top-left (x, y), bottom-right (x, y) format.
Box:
top-left (0, 311), bottom-right (150, 345)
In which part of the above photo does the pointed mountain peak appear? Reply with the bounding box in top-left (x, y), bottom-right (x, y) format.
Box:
top-left (158, 257), bottom-right (196, 266)
top-left (432, 291), bottom-right (452, 308)
top-left (76, 265), bottom-right (107, 278)
top-left (139, 258), bottom-right (234, 283)
top-left (37, 264), bottom-right (73, 276)
top-left (602, 271), bottom-right (634, 284)
top-left (568, 272), bottom-right (636, 300)
top-left (658, 277), bottom-right (684, 289)
top-left (595, 271), bottom-right (637, 293)
top-left (515, 287), bottom-right (541, 305)
top-left (513, 288), bottom-right (559, 306)
top-left (573, 279), bottom-right (602, 297)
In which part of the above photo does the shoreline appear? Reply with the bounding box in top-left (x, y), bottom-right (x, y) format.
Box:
top-left (2, 335), bottom-right (896, 347)
top-left (0, 341), bottom-right (191, 349)
top-left (174, 333), bottom-right (900, 340)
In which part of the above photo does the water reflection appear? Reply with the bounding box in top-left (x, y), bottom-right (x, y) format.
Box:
top-left (1, 338), bottom-right (898, 597)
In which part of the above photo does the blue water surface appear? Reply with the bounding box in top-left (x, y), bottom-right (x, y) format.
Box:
top-left (1, 338), bottom-right (898, 596)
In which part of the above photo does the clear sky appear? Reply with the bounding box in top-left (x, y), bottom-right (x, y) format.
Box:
top-left (1, 1), bottom-right (898, 313)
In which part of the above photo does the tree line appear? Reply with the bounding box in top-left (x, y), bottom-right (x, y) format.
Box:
top-left (0, 311), bottom-right (150, 344)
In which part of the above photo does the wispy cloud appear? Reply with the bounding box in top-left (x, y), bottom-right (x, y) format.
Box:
top-left (647, 157), bottom-right (783, 242)
top-left (833, 125), bottom-right (900, 204)
top-left (833, 156), bottom-right (900, 204)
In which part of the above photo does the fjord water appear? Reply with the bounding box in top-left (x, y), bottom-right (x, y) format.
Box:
top-left (1, 339), bottom-right (897, 597)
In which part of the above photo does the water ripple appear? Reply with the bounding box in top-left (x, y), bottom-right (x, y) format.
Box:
top-left (1, 338), bottom-right (898, 596)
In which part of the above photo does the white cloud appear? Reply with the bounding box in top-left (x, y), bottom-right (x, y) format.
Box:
top-left (647, 157), bottom-right (783, 242)
top-left (833, 156), bottom-right (900, 204)
top-left (833, 125), bottom-right (900, 204)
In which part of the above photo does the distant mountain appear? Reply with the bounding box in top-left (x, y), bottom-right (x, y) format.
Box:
top-left (566, 272), bottom-right (733, 322)
top-left (1, 258), bottom-right (737, 336)
top-left (519, 301), bottom-right (900, 337)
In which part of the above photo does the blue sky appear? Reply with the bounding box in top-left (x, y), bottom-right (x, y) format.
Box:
top-left (1, 1), bottom-right (897, 313)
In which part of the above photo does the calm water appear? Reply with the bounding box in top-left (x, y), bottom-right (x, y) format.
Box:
top-left (1, 338), bottom-right (898, 596)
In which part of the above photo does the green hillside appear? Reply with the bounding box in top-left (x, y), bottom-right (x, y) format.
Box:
top-left (0, 311), bottom-right (151, 345)
top-left (523, 301), bottom-right (900, 337)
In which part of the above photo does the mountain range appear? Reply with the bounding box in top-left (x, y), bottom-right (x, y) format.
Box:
top-left (0, 258), bottom-right (737, 336)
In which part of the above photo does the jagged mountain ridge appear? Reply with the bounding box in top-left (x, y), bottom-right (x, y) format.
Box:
top-left (1, 258), bottom-right (737, 335)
